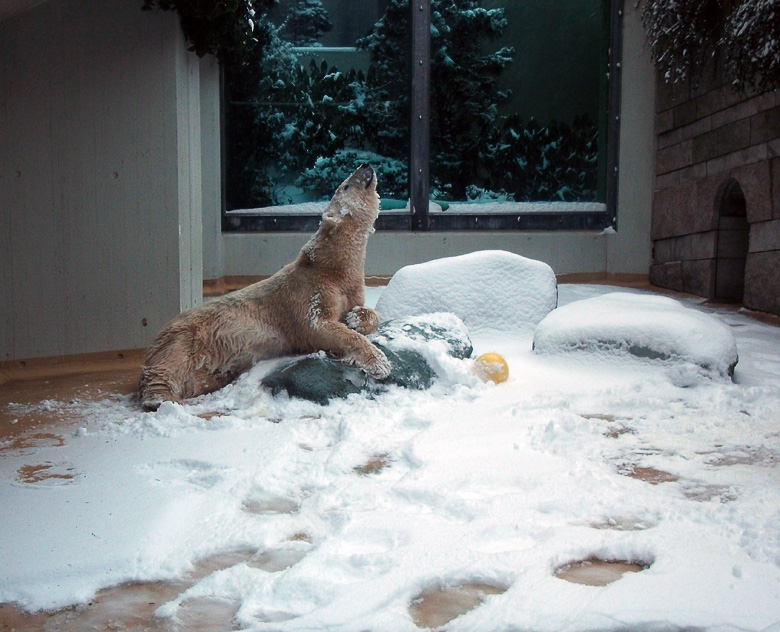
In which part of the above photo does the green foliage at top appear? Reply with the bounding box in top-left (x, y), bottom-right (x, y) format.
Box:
top-left (220, 0), bottom-right (600, 209)
top-left (723, 1), bottom-right (780, 93)
top-left (353, 0), bottom-right (514, 200)
top-left (278, 0), bottom-right (333, 46)
top-left (641, 0), bottom-right (780, 92)
top-left (141, 0), bottom-right (277, 62)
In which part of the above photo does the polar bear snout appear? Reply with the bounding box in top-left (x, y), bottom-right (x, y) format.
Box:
top-left (355, 163), bottom-right (375, 189)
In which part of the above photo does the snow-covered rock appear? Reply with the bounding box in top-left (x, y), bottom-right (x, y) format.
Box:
top-left (376, 251), bottom-right (557, 334)
top-left (533, 292), bottom-right (738, 378)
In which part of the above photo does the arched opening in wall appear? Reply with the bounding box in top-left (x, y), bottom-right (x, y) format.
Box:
top-left (714, 179), bottom-right (749, 302)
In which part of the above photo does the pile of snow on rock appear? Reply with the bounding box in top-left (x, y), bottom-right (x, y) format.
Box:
top-left (376, 250), bottom-right (557, 334)
top-left (533, 292), bottom-right (739, 379)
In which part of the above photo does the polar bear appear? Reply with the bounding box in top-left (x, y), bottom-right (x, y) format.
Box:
top-left (139, 163), bottom-right (390, 410)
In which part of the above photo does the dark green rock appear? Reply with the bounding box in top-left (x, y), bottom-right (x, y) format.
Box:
top-left (373, 344), bottom-right (436, 390)
top-left (260, 315), bottom-right (472, 404)
top-left (262, 355), bottom-right (367, 405)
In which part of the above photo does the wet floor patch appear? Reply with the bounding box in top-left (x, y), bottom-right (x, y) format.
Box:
top-left (706, 446), bottom-right (780, 467)
top-left (0, 545), bottom-right (308, 631)
top-left (0, 602), bottom-right (46, 632)
top-left (554, 557), bottom-right (650, 586)
top-left (16, 461), bottom-right (76, 485)
top-left (0, 432), bottom-right (66, 453)
top-left (176, 596), bottom-right (240, 631)
top-left (579, 414), bottom-right (634, 439)
top-left (190, 549), bottom-right (260, 581)
top-left (409, 582), bottom-right (506, 629)
top-left (249, 547), bottom-right (309, 572)
top-left (43, 580), bottom-right (188, 632)
top-left (196, 411), bottom-right (226, 421)
top-left (682, 482), bottom-right (738, 503)
top-left (289, 531), bottom-right (312, 543)
top-left (354, 453), bottom-right (391, 476)
top-left (192, 545), bottom-right (309, 574)
top-left (619, 465), bottom-right (679, 485)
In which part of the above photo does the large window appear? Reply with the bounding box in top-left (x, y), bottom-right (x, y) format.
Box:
top-left (222, 0), bottom-right (621, 232)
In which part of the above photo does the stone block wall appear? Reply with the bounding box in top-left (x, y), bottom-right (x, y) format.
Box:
top-left (650, 74), bottom-right (780, 316)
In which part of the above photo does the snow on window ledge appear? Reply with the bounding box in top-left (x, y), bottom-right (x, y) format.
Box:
top-left (226, 200), bottom-right (607, 217)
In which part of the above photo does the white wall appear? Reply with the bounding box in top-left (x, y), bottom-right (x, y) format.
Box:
top-left (0, 0), bottom-right (203, 361)
top-left (199, 55), bottom-right (224, 282)
top-left (220, 231), bottom-right (607, 277)
top-left (608, 0), bottom-right (655, 275)
top-left (211, 2), bottom-right (655, 280)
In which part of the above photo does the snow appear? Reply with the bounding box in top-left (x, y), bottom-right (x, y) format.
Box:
top-left (376, 251), bottom-right (557, 335)
top-left (533, 292), bottom-right (739, 381)
top-left (2, 282), bottom-right (780, 631)
top-left (226, 200), bottom-right (606, 216)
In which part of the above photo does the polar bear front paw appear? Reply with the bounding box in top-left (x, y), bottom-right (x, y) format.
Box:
top-left (365, 346), bottom-right (392, 380)
top-left (345, 306), bottom-right (380, 335)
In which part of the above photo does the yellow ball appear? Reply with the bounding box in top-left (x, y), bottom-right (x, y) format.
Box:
top-left (474, 352), bottom-right (509, 384)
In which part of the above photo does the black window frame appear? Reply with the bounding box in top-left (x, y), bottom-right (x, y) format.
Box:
top-left (221, 0), bottom-right (623, 233)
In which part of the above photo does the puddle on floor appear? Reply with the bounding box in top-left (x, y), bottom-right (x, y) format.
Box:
top-left (409, 582), bottom-right (506, 629)
top-left (196, 411), bottom-right (225, 421)
top-left (580, 413), bottom-right (621, 422)
top-left (707, 446), bottom-right (780, 467)
top-left (0, 602), bottom-right (46, 632)
top-left (189, 549), bottom-right (259, 581)
top-left (0, 545), bottom-right (310, 631)
top-left (250, 547), bottom-right (310, 572)
top-left (176, 596), bottom-right (240, 631)
top-left (620, 465), bottom-right (679, 485)
top-left (605, 426), bottom-right (633, 439)
top-left (579, 414), bottom-right (634, 439)
top-left (682, 482), bottom-right (738, 503)
top-left (38, 580), bottom-right (189, 632)
top-left (16, 461), bottom-right (76, 485)
top-left (0, 432), bottom-right (66, 453)
top-left (354, 453), bottom-right (391, 476)
top-left (289, 532), bottom-right (312, 543)
top-left (555, 557), bottom-right (650, 586)
top-left (192, 545), bottom-right (310, 574)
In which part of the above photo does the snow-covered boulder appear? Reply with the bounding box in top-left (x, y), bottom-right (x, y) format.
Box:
top-left (533, 292), bottom-right (738, 378)
top-left (261, 313), bottom-right (473, 404)
top-left (376, 251), bottom-right (557, 334)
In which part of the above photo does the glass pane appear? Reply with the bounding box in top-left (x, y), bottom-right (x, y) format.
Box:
top-left (223, 0), bottom-right (410, 213)
top-left (427, 0), bottom-right (609, 210)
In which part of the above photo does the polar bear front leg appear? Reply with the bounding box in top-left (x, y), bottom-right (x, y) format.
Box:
top-left (313, 321), bottom-right (391, 379)
top-left (344, 306), bottom-right (380, 335)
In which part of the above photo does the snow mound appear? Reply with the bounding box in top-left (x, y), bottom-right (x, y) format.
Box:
top-left (376, 251), bottom-right (557, 334)
top-left (533, 292), bottom-right (738, 378)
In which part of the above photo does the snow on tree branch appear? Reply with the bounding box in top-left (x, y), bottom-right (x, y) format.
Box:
top-left (640, 0), bottom-right (780, 91)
